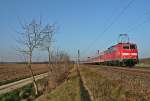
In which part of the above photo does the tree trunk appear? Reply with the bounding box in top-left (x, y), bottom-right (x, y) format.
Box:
top-left (48, 47), bottom-right (53, 72)
top-left (28, 52), bottom-right (39, 96)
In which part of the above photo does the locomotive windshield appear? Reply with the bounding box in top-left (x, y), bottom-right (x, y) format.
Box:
top-left (130, 44), bottom-right (136, 49)
top-left (123, 46), bottom-right (129, 49)
top-left (123, 44), bottom-right (136, 49)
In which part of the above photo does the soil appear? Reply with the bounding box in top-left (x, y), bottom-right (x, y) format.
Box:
top-left (0, 64), bottom-right (49, 84)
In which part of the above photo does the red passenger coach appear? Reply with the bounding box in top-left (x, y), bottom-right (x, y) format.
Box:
top-left (86, 34), bottom-right (139, 67)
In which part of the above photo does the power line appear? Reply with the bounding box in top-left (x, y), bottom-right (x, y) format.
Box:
top-left (126, 18), bottom-right (150, 33)
top-left (82, 10), bottom-right (150, 61)
top-left (99, 10), bottom-right (150, 49)
top-left (126, 11), bottom-right (150, 33)
top-left (81, 0), bottom-right (135, 59)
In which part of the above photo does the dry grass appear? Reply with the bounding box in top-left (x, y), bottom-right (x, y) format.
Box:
top-left (36, 67), bottom-right (82, 101)
top-left (140, 58), bottom-right (150, 65)
top-left (80, 65), bottom-right (150, 101)
top-left (0, 64), bottom-right (49, 85)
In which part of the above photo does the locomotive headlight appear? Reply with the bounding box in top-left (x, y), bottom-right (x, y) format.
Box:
top-left (122, 53), bottom-right (137, 56)
top-left (122, 53), bottom-right (130, 55)
top-left (131, 53), bottom-right (137, 56)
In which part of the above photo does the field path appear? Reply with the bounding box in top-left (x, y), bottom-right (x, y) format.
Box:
top-left (0, 73), bottom-right (48, 95)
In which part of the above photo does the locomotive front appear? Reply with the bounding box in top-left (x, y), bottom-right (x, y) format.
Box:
top-left (120, 43), bottom-right (139, 66)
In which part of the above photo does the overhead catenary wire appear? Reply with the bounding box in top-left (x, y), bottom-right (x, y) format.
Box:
top-left (126, 15), bottom-right (150, 33)
top-left (82, 11), bottom-right (150, 61)
top-left (81, 0), bottom-right (136, 59)
top-left (104, 10), bottom-right (150, 47)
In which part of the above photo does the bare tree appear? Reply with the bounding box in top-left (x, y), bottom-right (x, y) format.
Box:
top-left (40, 24), bottom-right (55, 73)
top-left (17, 20), bottom-right (43, 96)
top-left (51, 49), bottom-right (70, 78)
top-left (39, 23), bottom-right (71, 89)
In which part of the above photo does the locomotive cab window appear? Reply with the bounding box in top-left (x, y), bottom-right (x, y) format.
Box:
top-left (123, 46), bottom-right (129, 49)
top-left (130, 44), bottom-right (136, 49)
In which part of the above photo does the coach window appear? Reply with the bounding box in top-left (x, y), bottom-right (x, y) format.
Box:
top-left (123, 46), bottom-right (129, 49)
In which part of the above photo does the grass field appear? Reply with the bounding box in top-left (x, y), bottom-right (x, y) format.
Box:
top-left (1, 63), bottom-right (150, 101)
top-left (140, 58), bottom-right (150, 65)
top-left (0, 64), bottom-right (49, 86)
top-left (79, 65), bottom-right (150, 101)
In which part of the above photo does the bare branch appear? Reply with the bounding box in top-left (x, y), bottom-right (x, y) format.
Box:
top-left (16, 19), bottom-right (46, 96)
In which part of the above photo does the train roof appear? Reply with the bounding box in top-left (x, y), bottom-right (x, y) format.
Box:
top-left (108, 42), bottom-right (136, 49)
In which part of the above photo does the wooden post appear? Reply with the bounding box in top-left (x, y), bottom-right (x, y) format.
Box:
top-left (97, 50), bottom-right (100, 64)
top-left (77, 49), bottom-right (80, 68)
top-left (76, 49), bottom-right (80, 73)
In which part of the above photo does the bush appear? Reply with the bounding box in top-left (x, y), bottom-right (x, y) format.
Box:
top-left (19, 84), bottom-right (33, 99)
top-left (0, 90), bottom-right (20, 101)
top-left (0, 84), bottom-right (34, 101)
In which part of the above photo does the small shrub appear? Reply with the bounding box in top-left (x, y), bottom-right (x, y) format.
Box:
top-left (0, 90), bottom-right (20, 101)
top-left (19, 84), bottom-right (33, 99)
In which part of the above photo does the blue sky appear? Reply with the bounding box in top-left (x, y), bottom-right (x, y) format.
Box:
top-left (0, 0), bottom-right (150, 62)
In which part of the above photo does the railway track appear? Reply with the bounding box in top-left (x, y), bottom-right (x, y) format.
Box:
top-left (111, 67), bottom-right (150, 75)
top-left (0, 72), bottom-right (48, 95)
top-left (83, 64), bottom-right (150, 75)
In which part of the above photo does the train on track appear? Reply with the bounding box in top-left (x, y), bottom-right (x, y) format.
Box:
top-left (84, 34), bottom-right (139, 67)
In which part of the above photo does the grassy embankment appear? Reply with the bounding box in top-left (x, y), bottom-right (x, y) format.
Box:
top-left (0, 83), bottom-right (34, 101)
top-left (79, 65), bottom-right (150, 101)
top-left (37, 66), bottom-right (90, 101)
top-left (0, 77), bottom-right (50, 101)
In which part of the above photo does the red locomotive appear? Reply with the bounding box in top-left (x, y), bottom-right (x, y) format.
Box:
top-left (86, 34), bottom-right (139, 67)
